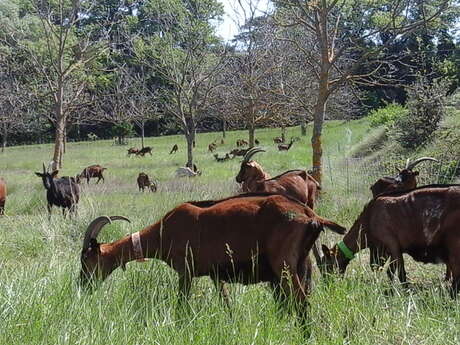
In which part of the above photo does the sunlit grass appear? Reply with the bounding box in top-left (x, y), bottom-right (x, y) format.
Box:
top-left (1, 119), bottom-right (459, 344)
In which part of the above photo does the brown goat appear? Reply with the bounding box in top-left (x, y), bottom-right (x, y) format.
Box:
top-left (214, 153), bottom-right (231, 162)
top-left (0, 177), bottom-right (6, 215)
top-left (137, 173), bottom-right (157, 192)
top-left (229, 148), bottom-right (250, 158)
top-left (236, 139), bottom-right (248, 147)
top-left (208, 143), bottom-right (217, 152)
top-left (136, 146), bottom-right (153, 157)
top-left (273, 136), bottom-right (284, 144)
top-left (77, 165), bottom-right (107, 184)
top-left (169, 144), bottom-right (178, 154)
top-left (235, 148), bottom-right (320, 209)
top-left (79, 193), bottom-right (346, 320)
top-left (127, 147), bottom-right (139, 156)
top-left (370, 157), bottom-right (438, 197)
top-left (368, 157), bottom-right (438, 271)
top-left (319, 185), bottom-right (460, 297)
top-left (278, 138), bottom-right (297, 151)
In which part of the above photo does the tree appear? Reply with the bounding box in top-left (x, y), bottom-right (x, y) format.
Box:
top-left (3, 0), bottom-right (109, 169)
top-left (275, 0), bottom-right (451, 183)
top-left (135, 0), bottom-right (224, 167)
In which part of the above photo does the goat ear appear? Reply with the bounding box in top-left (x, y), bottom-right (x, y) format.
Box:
top-left (51, 170), bottom-right (59, 178)
top-left (321, 244), bottom-right (331, 257)
top-left (35, 172), bottom-right (43, 177)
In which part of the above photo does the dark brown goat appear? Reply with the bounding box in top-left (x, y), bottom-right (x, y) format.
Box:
top-left (208, 142), bottom-right (217, 152)
top-left (236, 139), bottom-right (248, 147)
top-left (370, 157), bottom-right (438, 197)
top-left (0, 177), bottom-right (6, 215)
top-left (127, 147), bottom-right (139, 156)
top-left (79, 193), bottom-right (346, 319)
top-left (273, 136), bottom-right (284, 144)
top-left (136, 146), bottom-right (153, 157)
top-left (319, 185), bottom-right (460, 297)
top-left (278, 138), bottom-right (295, 151)
top-left (236, 148), bottom-right (320, 209)
top-left (137, 173), bottom-right (157, 192)
top-left (35, 164), bottom-right (80, 217)
top-left (229, 148), bottom-right (250, 158)
top-left (169, 144), bottom-right (178, 154)
top-left (213, 153), bottom-right (230, 162)
top-left (77, 165), bottom-right (107, 184)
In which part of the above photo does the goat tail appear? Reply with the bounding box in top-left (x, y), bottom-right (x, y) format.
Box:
top-left (316, 217), bottom-right (346, 234)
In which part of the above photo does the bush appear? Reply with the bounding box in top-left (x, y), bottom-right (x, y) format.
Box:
top-left (392, 77), bottom-right (447, 149)
top-left (368, 103), bottom-right (408, 128)
top-left (111, 122), bottom-right (134, 145)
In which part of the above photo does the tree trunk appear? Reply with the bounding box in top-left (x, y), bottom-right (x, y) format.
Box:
top-left (248, 124), bottom-right (255, 148)
top-left (141, 122), bottom-right (145, 149)
top-left (63, 126), bottom-right (67, 154)
top-left (301, 121), bottom-right (307, 136)
top-left (222, 119), bottom-right (226, 138)
top-left (281, 125), bottom-right (286, 143)
top-left (52, 118), bottom-right (65, 170)
top-left (186, 132), bottom-right (194, 168)
top-left (1, 128), bottom-right (6, 153)
top-left (311, 86), bottom-right (329, 184)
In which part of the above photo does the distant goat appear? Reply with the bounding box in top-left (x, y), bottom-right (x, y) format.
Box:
top-left (137, 173), bottom-right (157, 192)
top-left (214, 153), bottom-right (230, 162)
top-left (127, 147), bottom-right (139, 156)
top-left (136, 147), bottom-right (153, 157)
top-left (229, 148), bottom-right (250, 158)
top-left (208, 142), bottom-right (217, 152)
top-left (370, 157), bottom-right (438, 197)
top-left (236, 139), bottom-right (248, 147)
top-left (0, 177), bottom-right (6, 215)
top-left (77, 165), bottom-right (107, 184)
top-left (35, 163), bottom-right (80, 217)
top-left (169, 144), bottom-right (178, 154)
top-left (278, 138), bottom-right (295, 151)
top-left (79, 193), bottom-right (346, 322)
top-left (176, 166), bottom-right (200, 177)
top-left (273, 136), bottom-right (284, 144)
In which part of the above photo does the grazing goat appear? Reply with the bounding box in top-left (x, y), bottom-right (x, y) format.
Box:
top-left (368, 156), bottom-right (438, 271)
top-left (35, 163), bottom-right (80, 217)
top-left (77, 165), bottom-right (107, 184)
top-left (176, 166), bottom-right (200, 177)
top-left (208, 142), bottom-right (217, 152)
top-left (79, 193), bottom-right (346, 322)
top-left (0, 177), bottom-right (6, 215)
top-left (137, 173), bottom-right (157, 192)
top-left (278, 138), bottom-right (295, 151)
top-left (229, 148), bottom-right (250, 158)
top-left (370, 157), bottom-right (438, 197)
top-left (236, 147), bottom-right (320, 209)
top-left (220, 138), bottom-right (225, 145)
top-left (136, 146), bottom-right (153, 157)
top-left (319, 185), bottom-right (460, 297)
top-left (236, 139), bottom-right (248, 147)
top-left (170, 144), bottom-right (178, 154)
top-left (127, 147), bottom-right (139, 156)
top-left (214, 153), bottom-right (230, 162)
top-left (273, 136), bottom-right (284, 144)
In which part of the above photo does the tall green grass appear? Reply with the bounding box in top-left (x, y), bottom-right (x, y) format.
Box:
top-left (1, 119), bottom-right (458, 344)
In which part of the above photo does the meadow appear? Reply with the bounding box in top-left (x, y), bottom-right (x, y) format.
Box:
top-left (1, 118), bottom-right (459, 345)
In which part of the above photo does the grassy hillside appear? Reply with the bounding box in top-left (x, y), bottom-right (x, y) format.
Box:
top-left (1, 118), bottom-right (459, 345)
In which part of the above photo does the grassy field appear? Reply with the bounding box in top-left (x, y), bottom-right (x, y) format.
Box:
top-left (1, 119), bottom-right (458, 345)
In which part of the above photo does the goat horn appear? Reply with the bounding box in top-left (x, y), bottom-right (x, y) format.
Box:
top-left (82, 216), bottom-right (131, 251)
top-left (405, 157), bottom-right (438, 170)
top-left (42, 163), bottom-right (46, 174)
top-left (243, 147), bottom-right (265, 163)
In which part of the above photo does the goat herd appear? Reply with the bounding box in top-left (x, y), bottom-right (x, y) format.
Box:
top-left (1, 139), bottom-right (460, 328)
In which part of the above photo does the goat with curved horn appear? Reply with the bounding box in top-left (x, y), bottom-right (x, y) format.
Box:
top-left (242, 147), bottom-right (265, 163)
top-left (405, 157), bottom-right (438, 170)
top-left (82, 216), bottom-right (131, 251)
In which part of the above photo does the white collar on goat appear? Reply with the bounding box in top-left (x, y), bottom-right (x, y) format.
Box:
top-left (132, 231), bottom-right (147, 262)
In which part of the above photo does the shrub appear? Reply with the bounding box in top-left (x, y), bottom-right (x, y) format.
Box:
top-left (392, 77), bottom-right (447, 149)
top-left (368, 103), bottom-right (408, 128)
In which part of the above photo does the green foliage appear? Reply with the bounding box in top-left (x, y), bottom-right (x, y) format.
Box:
top-left (392, 77), bottom-right (447, 149)
top-left (111, 122), bottom-right (134, 138)
top-left (368, 103), bottom-right (408, 129)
